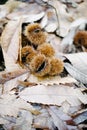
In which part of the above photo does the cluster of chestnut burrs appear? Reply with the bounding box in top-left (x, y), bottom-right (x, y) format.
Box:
top-left (21, 23), bottom-right (64, 77)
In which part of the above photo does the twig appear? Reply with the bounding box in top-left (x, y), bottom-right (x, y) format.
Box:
top-left (0, 69), bottom-right (29, 84)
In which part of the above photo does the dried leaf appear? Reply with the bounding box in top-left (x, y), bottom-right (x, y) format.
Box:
top-left (49, 106), bottom-right (72, 121)
top-left (33, 109), bottom-right (51, 129)
top-left (1, 20), bottom-right (20, 52)
top-left (20, 84), bottom-right (87, 106)
top-left (64, 52), bottom-right (87, 75)
top-left (7, 20), bottom-right (21, 62)
top-left (28, 74), bottom-right (76, 85)
top-left (73, 110), bottom-right (87, 124)
top-left (70, 1), bottom-right (87, 19)
top-left (61, 101), bottom-right (71, 114)
top-left (0, 117), bottom-right (9, 124)
top-left (0, 0), bottom-right (23, 19)
top-left (11, 12), bottom-right (45, 23)
top-left (0, 94), bottom-right (40, 117)
top-left (64, 52), bottom-right (87, 84)
top-left (47, 34), bottom-right (62, 55)
top-left (61, 28), bottom-right (77, 53)
top-left (40, 14), bottom-right (48, 28)
top-left (2, 49), bottom-right (19, 71)
top-left (0, 5), bottom-right (9, 19)
top-left (13, 110), bottom-right (33, 130)
top-left (45, 23), bottom-right (57, 33)
top-left (52, 0), bottom-right (72, 37)
top-left (64, 63), bottom-right (87, 84)
top-left (48, 107), bottom-right (68, 130)
top-left (69, 18), bottom-right (87, 30)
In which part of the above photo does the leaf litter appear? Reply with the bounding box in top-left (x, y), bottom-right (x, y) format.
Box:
top-left (0, 0), bottom-right (87, 130)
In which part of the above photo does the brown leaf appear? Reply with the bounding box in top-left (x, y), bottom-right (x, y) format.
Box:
top-left (0, 69), bottom-right (28, 84)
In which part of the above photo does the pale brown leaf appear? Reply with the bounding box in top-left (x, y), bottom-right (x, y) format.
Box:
top-left (7, 20), bottom-right (21, 62)
top-left (28, 74), bottom-right (76, 86)
top-left (19, 84), bottom-right (87, 106)
top-left (1, 20), bottom-right (20, 52)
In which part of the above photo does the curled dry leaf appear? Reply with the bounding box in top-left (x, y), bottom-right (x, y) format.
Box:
top-left (7, 20), bottom-right (22, 62)
top-left (64, 63), bottom-right (87, 84)
top-left (69, 18), bottom-right (87, 30)
top-left (10, 12), bottom-right (45, 23)
top-left (6, 2), bottom-right (44, 20)
top-left (24, 12), bottom-right (45, 23)
top-left (19, 84), bottom-right (87, 106)
top-left (60, 29), bottom-right (76, 53)
top-left (40, 14), bottom-right (48, 28)
top-left (64, 52), bottom-right (87, 75)
top-left (2, 49), bottom-right (20, 71)
top-left (45, 23), bottom-right (58, 33)
top-left (43, 7), bottom-right (58, 32)
top-left (64, 52), bottom-right (87, 84)
top-left (1, 20), bottom-right (20, 52)
top-left (52, 0), bottom-right (72, 37)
